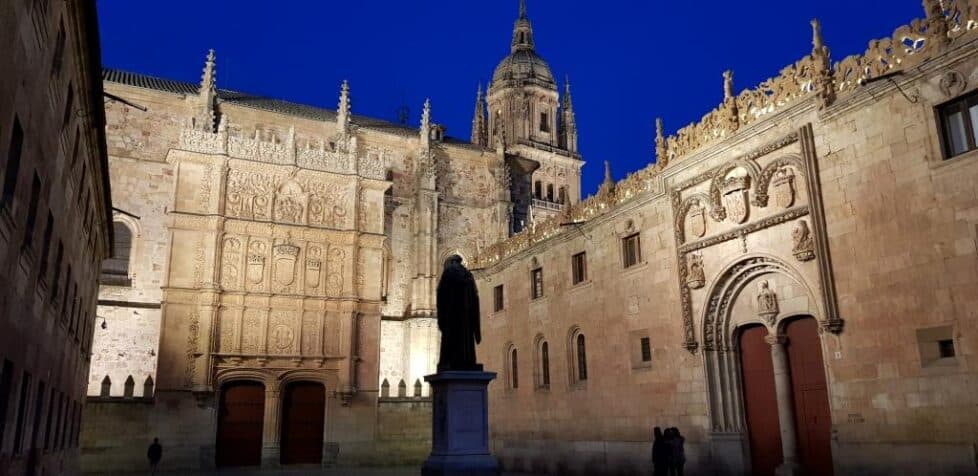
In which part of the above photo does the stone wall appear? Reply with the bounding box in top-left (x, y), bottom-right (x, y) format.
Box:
top-left (473, 12), bottom-right (978, 476)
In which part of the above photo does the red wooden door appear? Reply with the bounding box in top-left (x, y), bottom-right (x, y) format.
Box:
top-left (216, 381), bottom-right (265, 467)
top-left (785, 318), bottom-right (834, 476)
top-left (280, 382), bottom-right (326, 465)
top-left (739, 325), bottom-right (782, 476)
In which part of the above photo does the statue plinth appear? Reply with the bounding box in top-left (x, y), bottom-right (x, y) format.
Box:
top-left (421, 371), bottom-right (500, 476)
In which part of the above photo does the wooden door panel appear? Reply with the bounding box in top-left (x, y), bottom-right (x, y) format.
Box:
top-left (216, 382), bottom-right (265, 467)
top-left (739, 325), bottom-right (782, 476)
top-left (281, 382), bottom-right (326, 465)
top-left (786, 317), bottom-right (833, 476)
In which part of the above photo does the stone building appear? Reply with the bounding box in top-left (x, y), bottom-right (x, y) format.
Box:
top-left (0, 0), bottom-right (113, 475)
top-left (472, 3), bottom-right (978, 476)
top-left (81, 1), bottom-right (581, 471)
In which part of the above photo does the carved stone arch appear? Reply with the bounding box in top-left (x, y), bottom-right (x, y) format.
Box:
top-left (278, 369), bottom-right (332, 389)
top-left (215, 368), bottom-right (276, 391)
top-left (105, 212), bottom-right (141, 283)
top-left (753, 154), bottom-right (805, 207)
top-left (503, 341), bottom-right (518, 390)
top-left (675, 192), bottom-right (716, 244)
top-left (708, 160), bottom-right (761, 221)
top-left (700, 254), bottom-right (821, 433)
top-left (531, 333), bottom-right (547, 388)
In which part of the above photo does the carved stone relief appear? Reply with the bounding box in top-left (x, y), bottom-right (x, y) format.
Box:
top-left (301, 312), bottom-right (320, 356)
top-left (272, 242), bottom-right (300, 288)
top-left (792, 220), bottom-right (816, 261)
top-left (326, 247), bottom-right (346, 296)
top-left (305, 246), bottom-right (323, 290)
top-left (772, 168), bottom-right (796, 209)
top-left (269, 311), bottom-right (296, 354)
top-left (939, 70), bottom-right (967, 98)
top-left (221, 237), bottom-right (243, 289)
top-left (247, 240), bottom-right (268, 286)
top-left (720, 175), bottom-right (750, 224)
top-left (688, 206), bottom-right (707, 238)
top-left (756, 280), bottom-right (779, 326)
top-left (686, 253), bottom-right (705, 289)
top-left (240, 309), bottom-right (263, 354)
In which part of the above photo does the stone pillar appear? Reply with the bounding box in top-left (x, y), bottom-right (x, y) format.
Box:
top-left (766, 334), bottom-right (800, 476)
top-left (261, 388), bottom-right (282, 468)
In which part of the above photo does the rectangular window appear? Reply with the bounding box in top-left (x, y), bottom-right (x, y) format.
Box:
top-left (44, 387), bottom-right (55, 449)
top-left (939, 91), bottom-right (978, 159)
top-left (531, 268), bottom-right (544, 299)
top-left (623, 233), bottom-right (642, 268)
top-left (38, 212), bottom-right (53, 283)
top-left (23, 173), bottom-right (41, 248)
top-left (572, 252), bottom-right (587, 285)
top-left (61, 265), bottom-right (72, 314)
top-left (62, 85), bottom-right (74, 129)
top-left (640, 337), bottom-right (652, 362)
top-left (3, 117), bottom-right (24, 207)
top-left (939, 339), bottom-right (956, 358)
top-left (539, 111), bottom-right (550, 133)
top-left (493, 284), bottom-right (504, 312)
top-left (51, 22), bottom-right (65, 76)
top-left (0, 360), bottom-right (14, 449)
top-left (13, 372), bottom-right (31, 454)
top-left (30, 381), bottom-right (45, 450)
top-left (51, 241), bottom-right (64, 300)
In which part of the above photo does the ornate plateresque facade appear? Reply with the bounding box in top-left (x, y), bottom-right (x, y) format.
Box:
top-left (83, 2), bottom-right (582, 470)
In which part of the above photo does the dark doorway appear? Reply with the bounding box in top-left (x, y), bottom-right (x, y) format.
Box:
top-left (739, 324), bottom-right (782, 476)
top-left (280, 381), bottom-right (325, 465)
top-left (216, 381), bottom-right (265, 467)
top-left (785, 317), bottom-right (834, 476)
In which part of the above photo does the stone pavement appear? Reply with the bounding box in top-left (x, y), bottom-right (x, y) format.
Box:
top-left (86, 467), bottom-right (537, 476)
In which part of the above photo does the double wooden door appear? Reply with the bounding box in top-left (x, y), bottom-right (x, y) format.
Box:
top-left (216, 381), bottom-right (265, 467)
top-left (739, 318), bottom-right (833, 476)
top-left (280, 382), bottom-right (326, 465)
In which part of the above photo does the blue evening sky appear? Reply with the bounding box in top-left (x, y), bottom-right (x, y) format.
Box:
top-left (97, 1), bottom-right (923, 196)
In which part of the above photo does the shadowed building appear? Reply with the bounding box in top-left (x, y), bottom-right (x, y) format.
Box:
top-left (0, 0), bottom-right (113, 475)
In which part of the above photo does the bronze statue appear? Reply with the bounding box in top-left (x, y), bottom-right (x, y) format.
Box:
top-left (436, 255), bottom-right (482, 371)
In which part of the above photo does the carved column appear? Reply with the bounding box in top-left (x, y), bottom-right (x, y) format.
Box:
top-left (261, 387), bottom-right (282, 467)
top-left (765, 334), bottom-right (800, 476)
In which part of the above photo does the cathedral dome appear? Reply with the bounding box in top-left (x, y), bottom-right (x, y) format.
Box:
top-left (492, 49), bottom-right (555, 87)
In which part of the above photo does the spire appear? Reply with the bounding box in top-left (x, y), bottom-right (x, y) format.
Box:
top-left (511, 0), bottom-right (535, 52)
top-left (811, 18), bottom-right (825, 51)
top-left (337, 80), bottom-right (351, 134)
top-left (559, 77), bottom-right (578, 153)
top-left (603, 161), bottom-right (613, 187)
top-left (471, 84), bottom-right (488, 146)
top-left (810, 19), bottom-right (836, 109)
top-left (420, 98), bottom-right (432, 149)
top-left (193, 49), bottom-right (217, 132)
top-left (723, 70), bottom-right (735, 102)
top-left (655, 118), bottom-right (668, 167)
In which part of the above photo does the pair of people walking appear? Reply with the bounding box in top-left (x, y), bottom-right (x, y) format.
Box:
top-left (652, 426), bottom-right (686, 476)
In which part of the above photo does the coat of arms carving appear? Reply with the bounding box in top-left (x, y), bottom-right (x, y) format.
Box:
top-left (772, 168), bottom-right (796, 209)
top-left (306, 259), bottom-right (322, 288)
top-left (273, 243), bottom-right (300, 286)
top-left (721, 175), bottom-right (750, 224)
top-left (247, 255), bottom-right (265, 284)
top-left (688, 206), bottom-right (706, 238)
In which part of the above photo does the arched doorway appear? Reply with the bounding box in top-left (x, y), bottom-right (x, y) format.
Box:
top-left (216, 381), bottom-right (265, 467)
top-left (739, 324), bottom-right (782, 476)
top-left (280, 381), bottom-right (326, 465)
top-left (784, 317), bottom-right (833, 476)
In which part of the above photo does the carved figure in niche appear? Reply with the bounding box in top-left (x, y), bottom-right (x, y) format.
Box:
top-left (756, 280), bottom-right (779, 325)
top-left (273, 243), bottom-right (300, 286)
top-left (686, 253), bottom-right (705, 289)
top-left (772, 168), bottom-right (796, 209)
top-left (688, 205), bottom-right (706, 238)
top-left (721, 175), bottom-right (750, 224)
top-left (792, 219), bottom-right (816, 261)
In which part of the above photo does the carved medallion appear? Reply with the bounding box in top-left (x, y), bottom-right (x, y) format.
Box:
top-left (688, 206), bottom-right (706, 238)
top-left (326, 273), bottom-right (343, 296)
top-left (273, 243), bottom-right (300, 286)
top-left (247, 255), bottom-right (265, 284)
top-left (792, 219), bottom-right (816, 261)
top-left (686, 253), bottom-right (705, 289)
top-left (772, 168), bottom-right (796, 209)
top-left (721, 176), bottom-right (750, 224)
top-left (939, 70), bottom-right (967, 98)
top-left (271, 325), bottom-right (295, 351)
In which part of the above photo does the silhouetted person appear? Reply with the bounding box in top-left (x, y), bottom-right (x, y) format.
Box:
top-left (436, 255), bottom-right (482, 371)
top-left (147, 438), bottom-right (162, 475)
top-left (667, 427), bottom-right (685, 476)
top-left (652, 426), bottom-right (669, 475)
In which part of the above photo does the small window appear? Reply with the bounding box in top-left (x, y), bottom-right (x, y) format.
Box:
top-left (0, 360), bottom-right (14, 450)
top-left (558, 186), bottom-right (567, 204)
top-left (534, 180), bottom-right (542, 199)
top-left (37, 213), bottom-right (53, 283)
top-left (23, 173), bottom-right (41, 248)
top-left (510, 348), bottom-right (519, 389)
top-left (493, 284), bottom-right (504, 312)
top-left (51, 22), bottom-right (65, 76)
top-left (576, 334), bottom-right (588, 381)
top-left (939, 91), bottom-right (978, 159)
top-left (531, 268), bottom-right (544, 299)
top-left (101, 222), bottom-right (133, 285)
top-left (13, 372), bottom-right (30, 454)
top-left (540, 341), bottom-right (550, 387)
top-left (50, 241), bottom-right (64, 300)
top-left (622, 233), bottom-right (642, 268)
top-left (3, 117), bottom-right (24, 207)
top-left (546, 184), bottom-right (554, 202)
top-left (540, 111), bottom-right (550, 133)
top-left (62, 85), bottom-right (74, 129)
top-left (572, 252), bottom-right (587, 285)
top-left (640, 337), bottom-right (652, 362)
top-left (939, 339), bottom-right (955, 358)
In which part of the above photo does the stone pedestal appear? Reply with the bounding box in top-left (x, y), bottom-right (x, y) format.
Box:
top-left (421, 371), bottom-right (500, 476)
